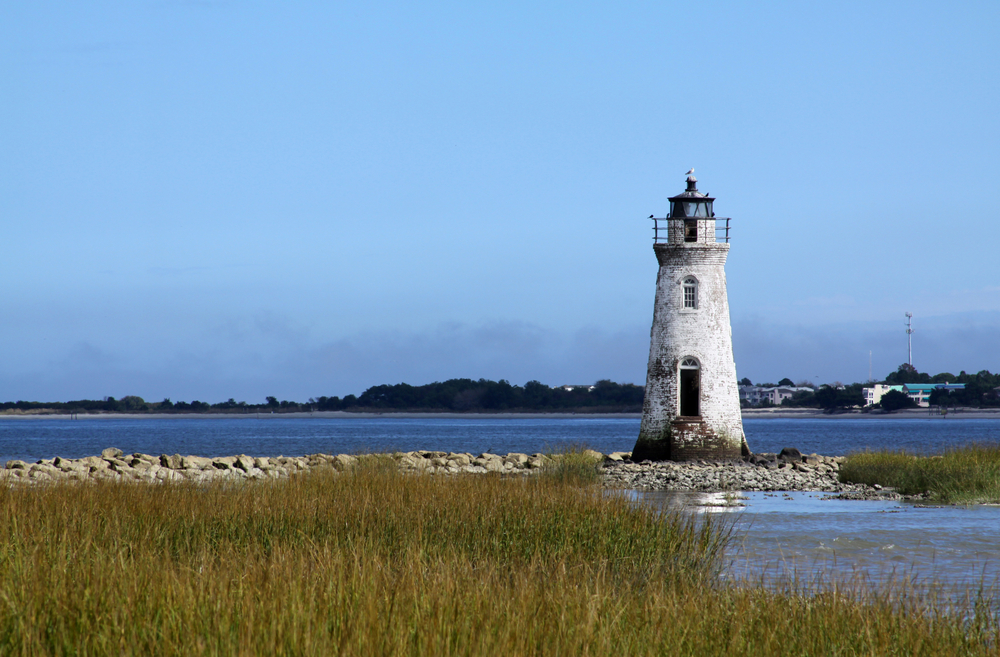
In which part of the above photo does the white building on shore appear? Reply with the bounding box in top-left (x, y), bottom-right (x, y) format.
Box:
top-left (863, 384), bottom-right (903, 407)
top-left (739, 385), bottom-right (814, 407)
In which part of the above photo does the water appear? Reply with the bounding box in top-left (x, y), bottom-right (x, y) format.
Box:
top-left (642, 490), bottom-right (1000, 593)
top-left (744, 417), bottom-right (1000, 456)
top-left (0, 415), bottom-right (639, 463)
top-left (2, 414), bottom-right (999, 589)
top-left (2, 415), bottom-right (999, 464)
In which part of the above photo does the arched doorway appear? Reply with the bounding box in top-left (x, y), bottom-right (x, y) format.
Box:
top-left (679, 357), bottom-right (700, 417)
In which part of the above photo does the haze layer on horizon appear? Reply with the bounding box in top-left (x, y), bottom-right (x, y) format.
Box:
top-left (2, 1), bottom-right (998, 403)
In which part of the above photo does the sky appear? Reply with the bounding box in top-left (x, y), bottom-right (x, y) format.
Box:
top-left (2, 1), bottom-right (999, 403)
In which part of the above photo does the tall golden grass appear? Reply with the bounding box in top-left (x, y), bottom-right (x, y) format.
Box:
top-left (840, 442), bottom-right (1000, 504)
top-left (0, 459), bottom-right (995, 655)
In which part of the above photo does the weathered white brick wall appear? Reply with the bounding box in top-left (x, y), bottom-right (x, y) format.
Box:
top-left (634, 220), bottom-right (746, 461)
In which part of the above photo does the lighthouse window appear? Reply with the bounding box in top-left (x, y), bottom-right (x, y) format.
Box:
top-left (683, 277), bottom-right (698, 308)
top-left (684, 219), bottom-right (698, 242)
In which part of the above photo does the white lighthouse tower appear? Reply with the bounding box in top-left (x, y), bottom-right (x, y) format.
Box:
top-left (632, 172), bottom-right (748, 461)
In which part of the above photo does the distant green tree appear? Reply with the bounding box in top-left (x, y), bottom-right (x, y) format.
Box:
top-left (814, 386), bottom-right (837, 409)
top-left (266, 396), bottom-right (279, 408)
top-left (120, 396), bottom-right (147, 412)
top-left (739, 377), bottom-right (752, 386)
top-left (928, 388), bottom-right (954, 408)
top-left (782, 390), bottom-right (817, 407)
top-left (815, 385), bottom-right (865, 412)
top-left (522, 380), bottom-right (551, 408)
top-left (885, 363), bottom-right (930, 385)
top-left (879, 389), bottom-right (917, 412)
top-left (778, 378), bottom-right (795, 387)
top-left (314, 396), bottom-right (341, 411)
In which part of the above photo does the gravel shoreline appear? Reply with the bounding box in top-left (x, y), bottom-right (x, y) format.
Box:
top-left (602, 452), bottom-right (897, 500)
top-left (2, 447), bottom-right (897, 499)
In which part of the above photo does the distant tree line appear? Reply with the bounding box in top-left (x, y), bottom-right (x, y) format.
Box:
top-left (0, 379), bottom-right (645, 415)
top-left (4, 365), bottom-right (998, 416)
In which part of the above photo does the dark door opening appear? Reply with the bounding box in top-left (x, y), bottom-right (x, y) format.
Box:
top-left (684, 219), bottom-right (698, 242)
top-left (680, 368), bottom-right (700, 417)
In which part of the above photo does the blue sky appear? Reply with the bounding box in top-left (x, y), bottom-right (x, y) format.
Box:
top-left (2, 1), bottom-right (998, 402)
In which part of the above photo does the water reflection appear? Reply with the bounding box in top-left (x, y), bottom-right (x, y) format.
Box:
top-left (638, 490), bottom-right (1000, 590)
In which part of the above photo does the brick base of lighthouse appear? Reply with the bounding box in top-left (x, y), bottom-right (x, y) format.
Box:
top-left (632, 418), bottom-right (747, 462)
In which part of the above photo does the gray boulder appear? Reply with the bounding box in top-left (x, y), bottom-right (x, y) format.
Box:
top-left (160, 454), bottom-right (184, 469)
top-left (778, 447), bottom-right (802, 462)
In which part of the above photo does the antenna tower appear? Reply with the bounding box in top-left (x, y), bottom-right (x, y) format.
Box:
top-left (904, 312), bottom-right (914, 366)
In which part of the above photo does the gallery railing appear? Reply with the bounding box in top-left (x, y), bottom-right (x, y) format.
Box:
top-left (651, 217), bottom-right (731, 244)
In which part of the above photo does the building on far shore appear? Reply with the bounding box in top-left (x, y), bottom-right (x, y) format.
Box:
top-left (739, 385), bottom-right (814, 407)
top-left (863, 383), bottom-right (966, 407)
top-left (864, 384), bottom-right (903, 407)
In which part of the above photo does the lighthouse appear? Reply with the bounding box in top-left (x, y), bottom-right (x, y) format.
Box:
top-left (632, 172), bottom-right (748, 461)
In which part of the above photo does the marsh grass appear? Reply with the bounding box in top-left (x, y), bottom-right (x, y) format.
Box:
top-left (541, 444), bottom-right (604, 485)
top-left (0, 462), bottom-right (996, 655)
top-left (840, 442), bottom-right (1000, 503)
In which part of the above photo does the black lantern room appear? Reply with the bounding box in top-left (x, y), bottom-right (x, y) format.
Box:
top-left (669, 175), bottom-right (714, 243)
top-left (668, 175), bottom-right (714, 218)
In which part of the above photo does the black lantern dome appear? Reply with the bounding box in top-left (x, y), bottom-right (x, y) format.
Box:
top-left (669, 175), bottom-right (714, 218)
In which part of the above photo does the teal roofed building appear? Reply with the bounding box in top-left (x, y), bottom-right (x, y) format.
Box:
top-left (902, 383), bottom-right (965, 407)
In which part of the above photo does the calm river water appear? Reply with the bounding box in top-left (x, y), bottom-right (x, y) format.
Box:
top-left (2, 414), bottom-right (998, 588)
top-left (2, 414), bottom-right (1000, 463)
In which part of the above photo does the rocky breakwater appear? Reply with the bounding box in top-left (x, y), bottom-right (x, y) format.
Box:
top-left (0, 448), bottom-right (560, 485)
top-left (603, 448), bottom-right (879, 494)
top-left (2, 447), bottom-right (883, 495)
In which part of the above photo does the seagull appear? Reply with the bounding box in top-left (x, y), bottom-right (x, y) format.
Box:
top-left (685, 168), bottom-right (695, 175)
